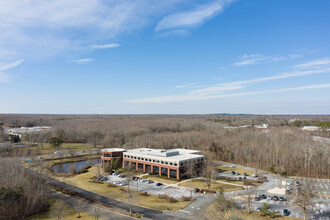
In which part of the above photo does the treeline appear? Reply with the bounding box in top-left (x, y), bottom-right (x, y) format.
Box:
top-left (0, 159), bottom-right (49, 219)
top-left (0, 114), bottom-right (329, 178)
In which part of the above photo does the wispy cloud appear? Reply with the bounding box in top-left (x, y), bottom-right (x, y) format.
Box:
top-left (155, 0), bottom-right (234, 32)
top-left (294, 58), bottom-right (330, 69)
top-left (90, 43), bottom-right (120, 49)
top-left (72, 58), bottom-right (94, 63)
top-left (126, 59), bottom-right (330, 103)
top-left (0, 59), bottom-right (24, 82)
top-left (234, 53), bottom-right (302, 66)
top-left (175, 83), bottom-right (197, 89)
top-left (127, 84), bottom-right (330, 103)
top-left (1, 1), bottom-right (215, 61)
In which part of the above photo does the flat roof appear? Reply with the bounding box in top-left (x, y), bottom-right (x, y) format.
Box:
top-left (101, 148), bottom-right (126, 152)
top-left (123, 148), bottom-right (204, 162)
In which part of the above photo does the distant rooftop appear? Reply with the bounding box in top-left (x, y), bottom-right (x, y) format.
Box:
top-left (124, 148), bottom-right (203, 162)
top-left (101, 148), bottom-right (126, 152)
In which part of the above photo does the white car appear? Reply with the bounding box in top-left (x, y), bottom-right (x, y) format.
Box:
top-left (286, 186), bottom-right (291, 191)
top-left (114, 181), bottom-right (121, 185)
top-left (286, 180), bottom-right (291, 185)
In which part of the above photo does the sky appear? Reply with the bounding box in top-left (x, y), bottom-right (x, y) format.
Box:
top-left (0, 0), bottom-right (330, 114)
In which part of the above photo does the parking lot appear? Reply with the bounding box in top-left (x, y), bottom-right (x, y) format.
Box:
top-left (105, 174), bottom-right (203, 199)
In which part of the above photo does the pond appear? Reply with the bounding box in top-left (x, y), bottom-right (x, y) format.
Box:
top-left (51, 158), bottom-right (101, 173)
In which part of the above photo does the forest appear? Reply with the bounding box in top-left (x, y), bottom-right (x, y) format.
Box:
top-left (0, 114), bottom-right (329, 179)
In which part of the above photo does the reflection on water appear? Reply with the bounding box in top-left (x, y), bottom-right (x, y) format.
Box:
top-left (51, 158), bottom-right (101, 173)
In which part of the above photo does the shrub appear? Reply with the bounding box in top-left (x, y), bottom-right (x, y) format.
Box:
top-left (158, 194), bottom-right (178, 203)
top-left (140, 192), bottom-right (149, 196)
top-left (180, 196), bottom-right (194, 201)
top-left (107, 183), bottom-right (117, 187)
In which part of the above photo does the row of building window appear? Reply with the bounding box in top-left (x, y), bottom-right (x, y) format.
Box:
top-left (124, 154), bottom-right (178, 166)
top-left (123, 154), bottom-right (204, 167)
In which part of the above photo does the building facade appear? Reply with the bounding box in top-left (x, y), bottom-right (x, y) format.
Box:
top-left (101, 148), bottom-right (204, 180)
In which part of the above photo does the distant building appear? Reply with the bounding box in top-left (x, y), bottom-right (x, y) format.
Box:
top-left (101, 148), bottom-right (205, 179)
top-left (254, 124), bottom-right (269, 129)
top-left (239, 125), bottom-right (252, 128)
top-left (302, 126), bottom-right (320, 132)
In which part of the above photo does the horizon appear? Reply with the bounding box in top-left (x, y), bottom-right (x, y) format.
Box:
top-left (1, 0), bottom-right (329, 114)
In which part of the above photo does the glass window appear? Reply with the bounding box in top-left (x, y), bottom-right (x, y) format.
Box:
top-left (170, 162), bottom-right (173, 165)
top-left (174, 163), bottom-right (177, 166)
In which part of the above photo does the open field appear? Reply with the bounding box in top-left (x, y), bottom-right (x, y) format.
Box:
top-left (54, 166), bottom-right (193, 211)
top-left (16, 143), bottom-right (102, 156)
top-left (25, 199), bottom-right (97, 220)
top-left (178, 179), bottom-right (243, 192)
top-left (216, 165), bottom-right (256, 176)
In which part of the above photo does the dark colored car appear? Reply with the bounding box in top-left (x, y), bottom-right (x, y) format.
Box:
top-left (155, 183), bottom-right (163, 186)
top-left (283, 209), bottom-right (290, 216)
top-left (272, 196), bottom-right (279, 201)
top-left (296, 181), bottom-right (300, 186)
top-left (243, 173), bottom-right (248, 176)
top-left (243, 176), bottom-right (247, 179)
top-left (231, 171), bottom-right (235, 175)
top-left (261, 194), bottom-right (267, 199)
top-left (238, 177), bottom-right (242, 180)
top-left (194, 188), bottom-right (200, 193)
top-left (279, 196), bottom-right (285, 201)
top-left (254, 195), bottom-right (261, 201)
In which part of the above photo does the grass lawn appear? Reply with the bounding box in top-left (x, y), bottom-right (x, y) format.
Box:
top-left (17, 143), bottom-right (102, 156)
top-left (216, 165), bottom-right (256, 176)
top-left (205, 204), bottom-right (300, 220)
top-left (54, 166), bottom-right (192, 211)
top-left (178, 179), bottom-right (243, 192)
top-left (144, 175), bottom-right (181, 185)
top-left (25, 199), bottom-right (97, 220)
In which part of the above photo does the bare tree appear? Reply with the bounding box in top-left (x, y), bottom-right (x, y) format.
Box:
top-left (87, 131), bottom-right (104, 148)
top-left (73, 200), bottom-right (85, 218)
top-left (201, 161), bottom-right (214, 189)
top-left (244, 185), bottom-right (255, 213)
top-left (292, 183), bottom-right (315, 220)
top-left (49, 201), bottom-right (67, 220)
top-left (93, 164), bottom-right (103, 178)
top-left (92, 207), bottom-right (101, 220)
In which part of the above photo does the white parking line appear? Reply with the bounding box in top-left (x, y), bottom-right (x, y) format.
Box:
top-left (179, 210), bottom-right (191, 213)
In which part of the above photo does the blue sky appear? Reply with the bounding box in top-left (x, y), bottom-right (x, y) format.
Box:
top-left (0, 0), bottom-right (330, 114)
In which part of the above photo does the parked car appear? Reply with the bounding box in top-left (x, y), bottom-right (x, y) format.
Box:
top-left (283, 209), bottom-right (290, 216)
top-left (251, 174), bottom-right (257, 178)
top-left (119, 182), bottom-right (127, 186)
top-left (256, 206), bottom-right (262, 212)
top-left (155, 183), bottom-right (163, 186)
top-left (235, 173), bottom-right (240, 176)
top-left (142, 179), bottom-right (147, 182)
top-left (230, 165), bottom-right (236, 168)
top-left (279, 196), bottom-right (285, 201)
top-left (238, 177), bottom-right (242, 180)
top-left (231, 171), bottom-right (235, 175)
top-left (286, 180), bottom-right (291, 185)
top-left (267, 195), bottom-right (272, 200)
top-left (295, 181), bottom-right (300, 186)
top-left (101, 177), bottom-right (108, 181)
top-left (114, 181), bottom-right (121, 185)
top-left (243, 176), bottom-right (247, 180)
top-left (255, 194), bottom-right (261, 201)
top-left (194, 188), bottom-right (200, 193)
top-left (147, 180), bottom-right (154, 184)
top-left (261, 194), bottom-right (267, 199)
top-left (272, 196), bottom-right (279, 201)
top-left (243, 173), bottom-right (248, 176)
top-left (286, 186), bottom-right (291, 191)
